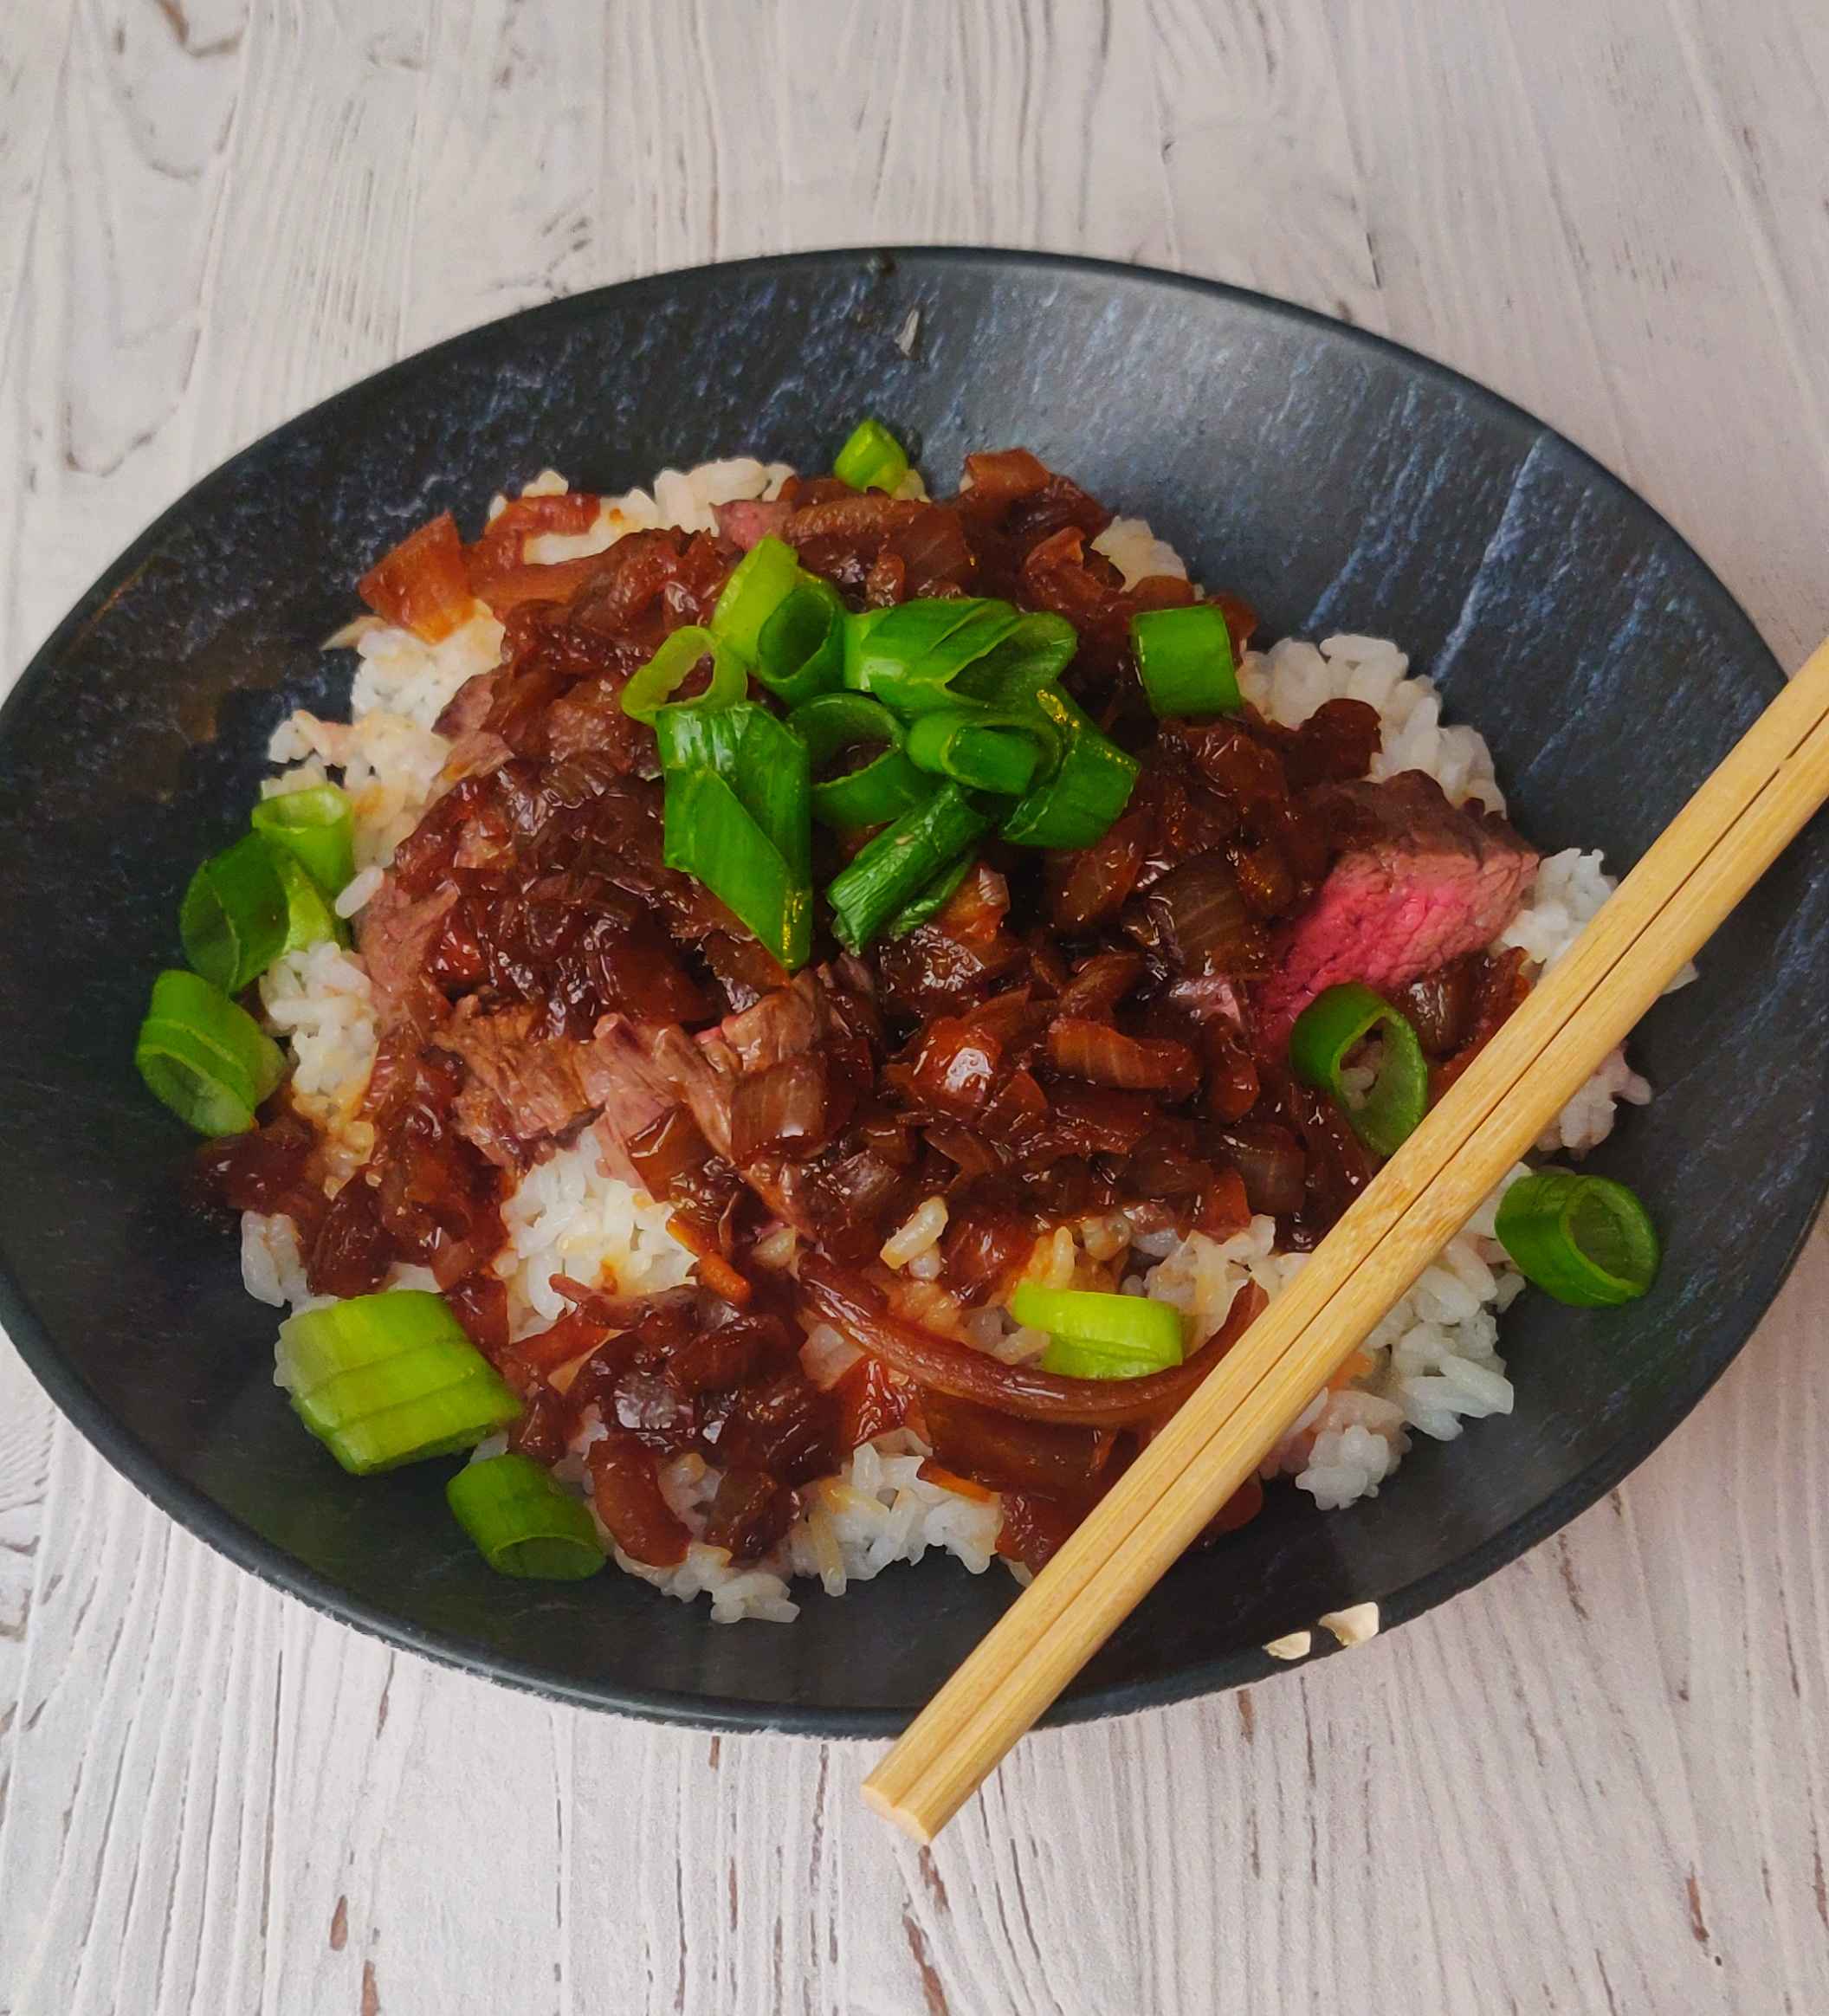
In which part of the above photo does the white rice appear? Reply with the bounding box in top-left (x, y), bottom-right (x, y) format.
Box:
top-left (239, 473), bottom-right (1670, 1615)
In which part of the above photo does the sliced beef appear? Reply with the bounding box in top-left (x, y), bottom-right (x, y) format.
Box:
top-left (433, 999), bottom-right (596, 1169)
top-left (1252, 772), bottom-right (1538, 1050)
top-left (581, 1016), bottom-right (697, 1186)
top-left (715, 498), bottom-right (792, 551)
top-left (357, 879), bottom-right (460, 1037)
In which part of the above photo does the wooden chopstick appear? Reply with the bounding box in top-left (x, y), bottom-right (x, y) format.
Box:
top-left (864, 640), bottom-right (1829, 1843)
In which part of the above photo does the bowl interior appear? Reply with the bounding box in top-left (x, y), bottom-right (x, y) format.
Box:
top-left (1, 250), bottom-right (1824, 1732)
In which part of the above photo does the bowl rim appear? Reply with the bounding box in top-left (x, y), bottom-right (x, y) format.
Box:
top-left (1, 244), bottom-right (1819, 1737)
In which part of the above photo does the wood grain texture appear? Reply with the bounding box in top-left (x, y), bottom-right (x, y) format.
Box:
top-left (0, 2), bottom-right (1825, 2009)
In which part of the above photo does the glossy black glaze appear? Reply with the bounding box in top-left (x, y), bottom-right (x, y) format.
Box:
top-left (0, 250), bottom-right (1822, 1735)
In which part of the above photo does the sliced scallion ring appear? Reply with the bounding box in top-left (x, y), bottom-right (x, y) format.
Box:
top-left (275, 1290), bottom-right (521, 1475)
top-left (753, 575), bottom-right (846, 706)
top-left (710, 535), bottom-right (802, 662)
top-left (620, 625), bottom-right (746, 726)
top-left (180, 832), bottom-right (289, 993)
top-left (1008, 1283), bottom-right (1186, 1378)
top-left (903, 709), bottom-right (1044, 796)
top-left (825, 782), bottom-right (990, 952)
top-left (133, 968), bottom-right (284, 1135)
top-left (1130, 604), bottom-right (1242, 718)
top-left (1289, 981), bottom-right (1430, 1158)
top-left (788, 691), bottom-right (936, 830)
top-left (833, 417), bottom-right (909, 494)
top-left (1494, 1171), bottom-right (1660, 1307)
top-left (447, 1451), bottom-right (607, 1580)
top-left (250, 784), bottom-right (356, 895)
top-left (998, 684), bottom-right (1140, 850)
top-left (885, 850), bottom-right (975, 939)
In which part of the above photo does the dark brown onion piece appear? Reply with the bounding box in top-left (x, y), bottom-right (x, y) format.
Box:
top-left (1045, 1081), bottom-right (1157, 1159)
top-left (939, 1201), bottom-right (1036, 1307)
top-left (588, 1433), bottom-right (690, 1567)
top-left (800, 1257), bottom-right (1264, 1425)
top-left (700, 1469), bottom-right (795, 1560)
top-left (710, 1367), bottom-right (838, 1486)
top-left (920, 1392), bottom-right (1115, 1496)
top-left (1212, 1121), bottom-right (1308, 1217)
top-left (1393, 953), bottom-right (1483, 1059)
top-left (1137, 853), bottom-right (1271, 975)
top-left (1046, 1018), bottom-right (1199, 1096)
top-left (306, 1177), bottom-right (393, 1300)
top-left (1283, 698), bottom-right (1382, 792)
top-left (729, 1051), bottom-right (848, 1164)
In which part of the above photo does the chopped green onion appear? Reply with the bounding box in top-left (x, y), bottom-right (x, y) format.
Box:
top-left (825, 783), bottom-right (990, 952)
top-left (843, 598), bottom-right (1023, 717)
top-left (711, 536), bottom-right (802, 662)
top-left (833, 417), bottom-right (909, 494)
top-left (885, 850), bottom-right (975, 938)
top-left (273, 850), bottom-right (347, 954)
top-left (657, 701), bottom-right (812, 888)
top-left (1130, 604), bottom-right (1241, 718)
top-left (999, 685), bottom-right (1141, 849)
top-left (1495, 1172), bottom-right (1660, 1307)
top-left (275, 1289), bottom-right (520, 1475)
top-left (250, 785), bottom-right (356, 895)
top-left (904, 709), bottom-right (1044, 796)
top-left (447, 1451), bottom-right (607, 1580)
top-left (1008, 1283), bottom-right (1186, 1378)
top-left (663, 767), bottom-right (811, 969)
top-left (788, 692), bottom-right (936, 830)
top-left (949, 611), bottom-right (1081, 701)
top-left (134, 968), bottom-right (284, 1135)
top-left (620, 625), bottom-right (746, 725)
top-left (180, 833), bottom-right (288, 993)
top-left (1289, 982), bottom-right (1430, 1158)
top-left (754, 577), bottom-right (846, 707)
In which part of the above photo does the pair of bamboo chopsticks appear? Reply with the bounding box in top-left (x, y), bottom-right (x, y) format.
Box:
top-left (864, 638), bottom-right (1829, 1845)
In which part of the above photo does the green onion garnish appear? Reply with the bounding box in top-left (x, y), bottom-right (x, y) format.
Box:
top-left (998, 685), bottom-right (1141, 850)
top-left (844, 599), bottom-right (1024, 717)
top-left (1288, 982), bottom-right (1430, 1158)
top-left (656, 699), bottom-right (812, 881)
top-left (1130, 604), bottom-right (1242, 718)
top-left (753, 576), bottom-right (846, 707)
top-left (1008, 1283), bottom-right (1186, 1379)
top-left (789, 692), bottom-right (936, 830)
top-left (447, 1451), bottom-right (607, 1580)
top-left (250, 785), bottom-right (356, 895)
top-left (904, 708), bottom-right (1044, 796)
top-left (949, 611), bottom-right (1081, 702)
top-left (825, 783), bottom-right (991, 952)
top-left (620, 625), bottom-right (746, 726)
top-left (710, 536), bottom-right (802, 662)
top-left (272, 850), bottom-right (348, 954)
top-left (663, 767), bottom-right (811, 969)
top-left (134, 968), bottom-right (284, 1135)
top-left (180, 833), bottom-right (289, 993)
top-left (275, 1289), bottom-right (521, 1475)
top-left (833, 417), bottom-right (909, 494)
top-left (1495, 1172), bottom-right (1660, 1307)
top-left (885, 850), bottom-right (976, 938)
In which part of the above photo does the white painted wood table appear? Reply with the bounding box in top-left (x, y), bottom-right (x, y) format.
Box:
top-left (3, 3), bottom-right (1826, 2010)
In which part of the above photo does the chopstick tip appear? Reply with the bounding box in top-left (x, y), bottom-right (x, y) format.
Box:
top-left (861, 1773), bottom-right (934, 1843)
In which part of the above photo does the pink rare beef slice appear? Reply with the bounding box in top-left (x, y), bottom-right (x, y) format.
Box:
top-left (1253, 771), bottom-right (1539, 1049)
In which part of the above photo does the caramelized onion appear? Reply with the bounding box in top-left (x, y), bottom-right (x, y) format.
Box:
top-left (1139, 852), bottom-right (1271, 975)
top-left (1212, 1120), bottom-right (1308, 1217)
top-left (587, 1432), bottom-right (690, 1567)
top-left (1047, 1017), bottom-right (1199, 1096)
top-left (920, 1392), bottom-right (1115, 1496)
top-left (800, 1257), bottom-right (1263, 1425)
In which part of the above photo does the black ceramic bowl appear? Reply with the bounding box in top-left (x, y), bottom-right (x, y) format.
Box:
top-left (1, 250), bottom-right (1823, 1735)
